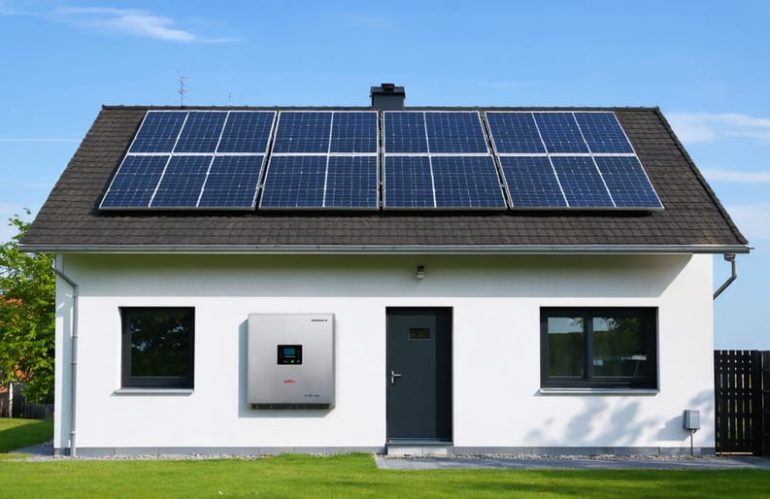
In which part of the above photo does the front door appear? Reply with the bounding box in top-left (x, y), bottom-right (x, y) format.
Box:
top-left (386, 308), bottom-right (452, 442)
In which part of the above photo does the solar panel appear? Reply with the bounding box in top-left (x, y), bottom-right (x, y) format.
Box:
top-left (425, 112), bottom-right (488, 153)
top-left (330, 112), bottom-right (378, 153)
top-left (151, 156), bottom-right (212, 208)
top-left (174, 112), bottom-right (227, 153)
top-left (533, 113), bottom-right (589, 153)
top-left (101, 155), bottom-right (169, 208)
top-left (383, 156), bottom-right (434, 208)
top-left (217, 112), bottom-right (275, 153)
top-left (260, 155), bottom-right (327, 208)
top-left (594, 156), bottom-right (661, 208)
top-left (129, 112), bottom-right (186, 153)
top-left (198, 155), bottom-right (265, 208)
top-left (324, 156), bottom-right (378, 208)
top-left (551, 156), bottom-right (614, 207)
top-left (500, 156), bottom-right (567, 207)
top-left (272, 112), bottom-right (332, 153)
top-left (384, 112), bottom-right (428, 153)
top-left (574, 112), bottom-right (633, 154)
top-left (486, 112), bottom-right (546, 154)
top-left (431, 156), bottom-right (506, 208)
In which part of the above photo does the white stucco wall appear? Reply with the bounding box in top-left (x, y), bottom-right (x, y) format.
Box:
top-left (54, 253), bottom-right (714, 453)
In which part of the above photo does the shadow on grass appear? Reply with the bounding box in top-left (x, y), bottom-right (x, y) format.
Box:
top-left (0, 418), bottom-right (53, 453)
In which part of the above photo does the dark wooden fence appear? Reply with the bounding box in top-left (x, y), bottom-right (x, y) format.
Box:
top-left (714, 350), bottom-right (768, 455)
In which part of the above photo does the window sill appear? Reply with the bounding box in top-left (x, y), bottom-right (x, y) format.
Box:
top-left (538, 388), bottom-right (659, 396)
top-left (113, 388), bottom-right (194, 396)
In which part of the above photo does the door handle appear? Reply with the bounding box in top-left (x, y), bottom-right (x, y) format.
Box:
top-left (390, 370), bottom-right (402, 385)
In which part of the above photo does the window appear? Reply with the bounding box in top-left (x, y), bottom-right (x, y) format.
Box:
top-left (121, 307), bottom-right (194, 389)
top-left (540, 307), bottom-right (657, 389)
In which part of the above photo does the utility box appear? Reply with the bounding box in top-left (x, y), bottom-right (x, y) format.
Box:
top-left (683, 410), bottom-right (700, 431)
top-left (247, 313), bottom-right (335, 409)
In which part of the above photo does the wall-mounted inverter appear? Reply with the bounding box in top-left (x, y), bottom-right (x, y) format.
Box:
top-left (247, 313), bottom-right (335, 409)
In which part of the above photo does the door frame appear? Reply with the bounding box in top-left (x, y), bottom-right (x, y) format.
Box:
top-left (385, 306), bottom-right (453, 443)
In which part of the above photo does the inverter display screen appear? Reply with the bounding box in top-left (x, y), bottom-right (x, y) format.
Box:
top-left (277, 344), bottom-right (302, 365)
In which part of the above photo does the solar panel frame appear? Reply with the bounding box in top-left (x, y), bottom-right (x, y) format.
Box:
top-left (383, 110), bottom-right (491, 155)
top-left (499, 156), bottom-right (568, 208)
top-left (99, 155), bottom-right (171, 209)
top-left (424, 111), bottom-right (490, 154)
top-left (197, 155), bottom-right (267, 209)
top-left (271, 111), bottom-right (333, 154)
top-left (550, 156), bottom-right (615, 208)
top-left (173, 111), bottom-right (228, 153)
top-left (216, 111), bottom-right (277, 155)
top-left (594, 156), bottom-right (663, 208)
top-left (485, 110), bottom-right (664, 211)
top-left (150, 155), bottom-right (214, 208)
top-left (485, 111), bottom-right (546, 154)
top-left (127, 111), bottom-right (188, 154)
top-left (574, 112), bottom-right (634, 154)
top-left (382, 111), bottom-right (429, 154)
top-left (382, 155), bottom-right (435, 209)
top-left (101, 110), bottom-right (278, 210)
top-left (260, 110), bottom-right (379, 210)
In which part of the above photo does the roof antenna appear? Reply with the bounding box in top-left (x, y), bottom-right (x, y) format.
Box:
top-left (227, 91), bottom-right (232, 106)
top-left (177, 72), bottom-right (188, 106)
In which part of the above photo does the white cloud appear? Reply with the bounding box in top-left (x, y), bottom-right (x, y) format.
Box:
top-left (702, 168), bottom-right (770, 183)
top-left (727, 203), bottom-right (770, 241)
top-left (56, 7), bottom-right (212, 42)
top-left (667, 112), bottom-right (770, 144)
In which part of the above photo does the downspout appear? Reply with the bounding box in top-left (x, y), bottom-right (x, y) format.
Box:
top-left (713, 254), bottom-right (737, 300)
top-left (52, 258), bottom-right (78, 457)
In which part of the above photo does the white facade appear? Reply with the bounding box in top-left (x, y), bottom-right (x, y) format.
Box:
top-left (54, 252), bottom-right (715, 455)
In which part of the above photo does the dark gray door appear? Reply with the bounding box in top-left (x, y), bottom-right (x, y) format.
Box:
top-left (386, 308), bottom-right (452, 442)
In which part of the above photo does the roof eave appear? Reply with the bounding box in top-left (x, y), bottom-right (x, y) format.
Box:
top-left (19, 243), bottom-right (752, 255)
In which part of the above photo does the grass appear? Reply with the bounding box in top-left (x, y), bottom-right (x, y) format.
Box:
top-left (0, 454), bottom-right (768, 498)
top-left (0, 417), bottom-right (53, 453)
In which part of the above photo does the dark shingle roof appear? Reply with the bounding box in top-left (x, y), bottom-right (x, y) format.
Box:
top-left (20, 105), bottom-right (748, 253)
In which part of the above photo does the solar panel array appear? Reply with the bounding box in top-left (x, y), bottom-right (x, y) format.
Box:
top-left (383, 111), bottom-right (506, 209)
top-left (487, 111), bottom-right (662, 209)
top-left (260, 111), bottom-right (379, 209)
top-left (101, 109), bottom-right (663, 211)
top-left (101, 111), bottom-right (276, 209)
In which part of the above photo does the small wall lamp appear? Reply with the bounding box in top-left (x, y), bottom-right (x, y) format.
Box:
top-left (416, 265), bottom-right (426, 280)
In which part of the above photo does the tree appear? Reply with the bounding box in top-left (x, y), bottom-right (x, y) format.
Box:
top-left (0, 211), bottom-right (55, 403)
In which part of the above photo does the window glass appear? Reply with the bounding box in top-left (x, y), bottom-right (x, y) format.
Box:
top-left (122, 307), bottom-right (194, 388)
top-left (547, 317), bottom-right (584, 377)
top-left (541, 308), bottom-right (657, 389)
top-left (592, 316), bottom-right (648, 379)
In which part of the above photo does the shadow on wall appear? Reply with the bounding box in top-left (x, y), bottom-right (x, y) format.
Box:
top-left (236, 320), bottom-right (331, 419)
top-left (67, 253), bottom-right (693, 299)
top-left (525, 390), bottom-right (714, 447)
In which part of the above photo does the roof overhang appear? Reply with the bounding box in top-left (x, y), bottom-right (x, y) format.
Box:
top-left (19, 243), bottom-right (751, 255)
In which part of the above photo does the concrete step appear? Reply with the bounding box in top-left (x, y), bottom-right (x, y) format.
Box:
top-left (386, 443), bottom-right (453, 457)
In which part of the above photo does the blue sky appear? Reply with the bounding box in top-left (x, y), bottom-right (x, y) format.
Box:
top-left (0, 0), bottom-right (768, 348)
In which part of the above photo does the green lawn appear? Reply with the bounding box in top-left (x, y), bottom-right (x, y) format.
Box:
top-left (0, 418), bottom-right (53, 453)
top-left (0, 454), bottom-right (768, 498)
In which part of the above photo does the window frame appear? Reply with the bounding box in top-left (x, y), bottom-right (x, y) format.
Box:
top-left (540, 307), bottom-right (658, 390)
top-left (120, 307), bottom-right (195, 389)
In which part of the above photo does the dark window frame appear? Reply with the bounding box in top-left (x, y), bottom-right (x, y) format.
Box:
top-left (540, 307), bottom-right (658, 389)
top-left (121, 307), bottom-right (195, 389)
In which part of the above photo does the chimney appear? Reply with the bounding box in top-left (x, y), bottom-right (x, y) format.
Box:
top-left (370, 83), bottom-right (405, 110)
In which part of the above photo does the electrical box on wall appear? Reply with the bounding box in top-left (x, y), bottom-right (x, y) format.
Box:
top-left (247, 314), bottom-right (335, 409)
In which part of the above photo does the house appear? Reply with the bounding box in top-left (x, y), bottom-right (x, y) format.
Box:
top-left (21, 84), bottom-right (749, 457)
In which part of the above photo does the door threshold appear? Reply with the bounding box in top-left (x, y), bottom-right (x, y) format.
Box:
top-left (387, 439), bottom-right (453, 446)
top-left (386, 440), bottom-right (453, 457)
